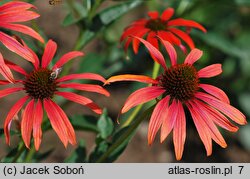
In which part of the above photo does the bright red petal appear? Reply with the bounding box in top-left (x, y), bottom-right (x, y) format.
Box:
top-left (195, 92), bottom-right (247, 125)
top-left (0, 53), bottom-right (14, 82)
top-left (194, 99), bottom-right (238, 132)
top-left (198, 64), bottom-right (222, 78)
top-left (184, 48), bottom-right (203, 65)
top-left (167, 18), bottom-right (207, 32)
top-left (33, 99), bottom-right (43, 150)
top-left (122, 86), bottom-right (165, 113)
top-left (132, 29), bottom-right (149, 54)
top-left (52, 51), bottom-right (84, 70)
top-left (130, 36), bottom-right (167, 70)
top-left (148, 11), bottom-right (159, 19)
top-left (21, 99), bottom-right (35, 148)
top-left (148, 96), bottom-right (170, 145)
top-left (187, 103), bottom-right (212, 156)
top-left (0, 23), bottom-right (44, 43)
top-left (41, 40), bottom-right (57, 68)
top-left (0, 1), bottom-right (35, 13)
top-left (169, 28), bottom-right (195, 49)
top-left (0, 87), bottom-right (23, 98)
top-left (4, 96), bottom-right (29, 145)
top-left (43, 99), bottom-right (68, 147)
top-left (55, 91), bottom-right (102, 114)
top-left (146, 32), bottom-right (159, 49)
top-left (0, 32), bottom-right (34, 63)
top-left (57, 73), bottom-right (106, 83)
top-left (190, 100), bottom-right (227, 148)
top-left (59, 83), bottom-right (110, 97)
top-left (173, 102), bottom-right (186, 160)
top-left (160, 100), bottom-right (178, 143)
top-left (105, 74), bottom-right (158, 85)
top-left (157, 36), bottom-right (177, 66)
top-left (49, 100), bottom-right (76, 145)
top-left (4, 59), bottom-right (28, 76)
top-left (161, 8), bottom-right (174, 21)
top-left (0, 10), bottom-right (39, 23)
top-left (199, 84), bottom-right (230, 104)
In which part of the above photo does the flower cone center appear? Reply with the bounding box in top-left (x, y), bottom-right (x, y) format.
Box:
top-left (159, 64), bottom-right (199, 101)
top-left (24, 68), bottom-right (58, 99)
top-left (145, 19), bottom-right (167, 31)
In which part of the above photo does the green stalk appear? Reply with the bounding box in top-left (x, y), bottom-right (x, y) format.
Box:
top-left (96, 106), bottom-right (154, 163)
top-left (12, 143), bottom-right (26, 163)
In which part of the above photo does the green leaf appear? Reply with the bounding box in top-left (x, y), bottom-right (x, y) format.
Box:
top-left (70, 115), bottom-right (99, 133)
top-left (88, 140), bottom-right (109, 162)
top-left (97, 109), bottom-right (114, 139)
top-left (62, 1), bottom-right (87, 26)
top-left (65, 140), bottom-right (87, 163)
top-left (75, 0), bottom-right (143, 50)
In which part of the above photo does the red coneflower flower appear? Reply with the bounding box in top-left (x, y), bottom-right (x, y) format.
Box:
top-left (0, 1), bottom-right (44, 82)
top-left (106, 36), bottom-right (247, 160)
top-left (121, 8), bottom-right (206, 54)
top-left (2, 40), bottom-right (109, 150)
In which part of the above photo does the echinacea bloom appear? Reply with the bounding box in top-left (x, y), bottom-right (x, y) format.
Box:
top-left (1, 40), bottom-right (109, 150)
top-left (106, 36), bottom-right (247, 160)
top-left (121, 8), bottom-right (206, 54)
top-left (0, 1), bottom-right (44, 82)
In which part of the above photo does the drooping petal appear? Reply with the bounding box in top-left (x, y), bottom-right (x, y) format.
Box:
top-left (59, 83), bottom-right (110, 97)
top-left (4, 59), bottom-right (28, 76)
top-left (21, 99), bottom-right (35, 148)
top-left (198, 64), bottom-right (222, 78)
top-left (57, 73), bottom-right (106, 83)
top-left (41, 40), bottom-right (57, 68)
top-left (173, 102), bottom-right (186, 160)
top-left (184, 48), bottom-right (203, 65)
top-left (122, 86), bottom-right (165, 113)
top-left (194, 99), bottom-right (238, 132)
top-left (0, 1), bottom-right (35, 13)
top-left (55, 91), bottom-right (102, 114)
top-left (148, 11), bottom-right (159, 19)
top-left (167, 18), bottom-right (207, 32)
top-left (0, 11), bottom-right (40, 23)
top-left (33, 99), bottom-right (43, 150)
top-left (4, 96), bottom-right (29, 145)
top-left (190, 100), bottom-right (227, 148)
top-left (187, 103), bottom-right (212, 156)
top-left (148, 96), bottom-right (170, 145)
top-left (131, 36), bottom-right (167, 70)
top-left (0, 87), bottom-right (23, 98)
top-left (0, 53), bottom-right (14, 82)
top-left (120, 26), bottom-right (145, 42)
top-left (132, 29), bottom-right (149, 54)
top-left (0, 32), bottom-right (34, 63)
top-left (160, 100), bottom-right (178, 143)
top-left (0, 80), bottom-right (11, 85)
top-left (52, 51), bottom-right (84, 70)
top-left (105, 74), bottom-right (158, 85)
top-left (48, 100), bottom-right (76, 145)
top-left (195, 92), bottom-right (247, 125)
top-left (162, 31), bottom-right (181, 45)
top-left (0, 23), bottom-right (44, 43)
top-left (161, 8), bottom-right (174, 21)
top-left (199, 84), bottom-right (230, 104)
top-left (43, 99), bottom-right (68, 147)
top-left (157, 36), bottom-right (177, 66)
top-left (169, 28), bottom-right (195, 49)
top-left (146, 32), bottom-right (159, 50)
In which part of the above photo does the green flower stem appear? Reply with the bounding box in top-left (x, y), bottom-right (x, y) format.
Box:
top-left (121, 104), bottom-right (143, 128)
top-left (96, 106), bottom-right (154, 163)
top-left (24, 146), bottom-right (36, 162)
top-left (12, 142), bottom-right (26, 163)
top-left (87, 0), bottom-right (105, 22)
top-left (96, 62), bottom-right (160, 162)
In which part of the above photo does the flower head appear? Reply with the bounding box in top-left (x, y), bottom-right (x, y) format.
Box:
top-left (121, 8), bottom-right (206, 54)
top-left (2, 40), bottom-right (109, 150)
top-left (106, 36), bottom-right (247, 160)
top-left (0, 1), bottom-right (44, 82)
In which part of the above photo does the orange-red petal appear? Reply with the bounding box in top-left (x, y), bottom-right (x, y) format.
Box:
top-left (41, 39), bottom-right (57, 68)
